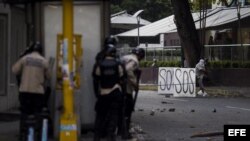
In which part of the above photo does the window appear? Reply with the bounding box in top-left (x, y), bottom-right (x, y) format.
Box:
top-left (164, 40), bottom-right (167, 46)
top-left (177, 39), bottom-right (180, 45)
top-left (0, 14), bottom-right (8, 96)
top-left (170, 40), bottom-right (173, 46)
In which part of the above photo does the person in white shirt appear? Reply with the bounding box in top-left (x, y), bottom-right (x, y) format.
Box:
top-left (195, 59), bottom-right (207, 96)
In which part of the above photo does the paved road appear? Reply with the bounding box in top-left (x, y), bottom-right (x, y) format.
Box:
top-left (132, 91), bottom-right (250, 141)
top-left (1, 90), bottom-right (250, 141)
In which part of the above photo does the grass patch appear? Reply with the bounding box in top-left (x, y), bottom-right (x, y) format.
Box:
top-left (139, 85), bottom-right (158, 91)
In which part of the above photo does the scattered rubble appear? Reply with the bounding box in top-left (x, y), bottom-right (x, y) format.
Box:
top-left (150, 110), bottom-right (155, 116)
top-left (189, 125), bottom-right (196, 128)
top-left (138, 108), bottom-right (144, 112)
top-left (191, 131), bottom-right (223, 138)
top-left (160, 108), bottom-right (166, 112)
top-left (161, 101), bottom-right (173, 104)
top-left (169, 108), bottom-right (175, 112)
top-left (212, 108), bottom-right (217, 113)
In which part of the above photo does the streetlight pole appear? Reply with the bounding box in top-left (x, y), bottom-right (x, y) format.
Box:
top-left (237, 0), bottom-right (243, 62)
top-left (137, 16), bottom-right (141, 46)
top-left (133, 10), bottom-right (144, 47)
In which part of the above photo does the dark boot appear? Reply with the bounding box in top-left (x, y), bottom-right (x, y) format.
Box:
top-left (121, 132), bottom-right (132, 140)
top-left (107, 135), bottom-right (116, 141)
top-left (121, 118), bottom-right (132, 139)
top-left (94, 135), bottom-right (101, 141)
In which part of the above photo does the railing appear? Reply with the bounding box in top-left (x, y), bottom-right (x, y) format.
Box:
top-left (204, 44), bottom-right (250, 62)
top-left (117, 44), bottom-right (250, 62)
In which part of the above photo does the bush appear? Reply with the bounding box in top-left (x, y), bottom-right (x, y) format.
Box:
top-left (232, 61), bottom-right (240, 68)
top-left (210, 61), bottom-right (221, 68)
top-left (221, 61), bottom-right (231, 68)
top-left (140, 61), bottom-right (181, 67)
top-left (241, 61), bottom-right (250, 68)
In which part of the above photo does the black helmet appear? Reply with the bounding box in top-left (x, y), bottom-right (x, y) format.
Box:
top-left (132, 48), bottom-right (145, 59)
top-left (32, 42), bottom-right (43, 54)
top-left (105, 44), bottom-right (116, 57)
top-left (104, 35), bottom-right (119, 47)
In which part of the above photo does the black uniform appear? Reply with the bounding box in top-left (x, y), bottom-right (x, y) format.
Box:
top-left (93, 55), bottom-right (125, 141)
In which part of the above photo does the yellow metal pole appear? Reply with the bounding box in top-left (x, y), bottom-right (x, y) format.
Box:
top-left (60, 0), bottom-right (78, 140)
top-left (62, 0), bottom-right (73, 117)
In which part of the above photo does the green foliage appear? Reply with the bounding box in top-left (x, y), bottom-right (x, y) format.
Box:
top-left (140, 61), bottom-right (181, 67)
top-left (111, 4), bottom-right (123, 14)
top-left (189, 0), bottom-right (217, 12)
top-left (241, 61), bottom-right (250, 68)
top-left (221, 61), bottom-right (231, 68)
top-left (208, 61), bottom-right (250, 69)
top-left (232, 61), bottom-right (240, 68)
top-left (111, 0), bottom-right (172, 22)
top-left (211, 61), bottom-right (222, 68)
top-left (111, 0), bottom-right (223, 21)
top-left (146, 50), bottom-right (181, 57)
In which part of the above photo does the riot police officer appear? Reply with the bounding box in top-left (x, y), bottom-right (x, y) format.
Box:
top-left (95, 35), bottom-right (119, 63)
top-left (92, 42), bottom-right (125, 141)
top-left (12, 42), bottom-right (50, 141)
top-left (120, 48), bottom-right (145, 139)
top-left (93, 35), bottom-right (120, 97)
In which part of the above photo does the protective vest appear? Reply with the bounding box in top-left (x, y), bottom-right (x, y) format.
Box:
top-left (99, 58), bottom-right (120, 89)
top-left (12, 52), bottom-right (50, 94)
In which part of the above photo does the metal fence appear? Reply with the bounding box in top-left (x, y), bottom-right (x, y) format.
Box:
top-left (117, 44), bottom-right (250, 62)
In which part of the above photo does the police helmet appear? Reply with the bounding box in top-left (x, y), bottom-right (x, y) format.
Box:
top-left (32, 42), bottom-right (43, 54)
top-left (104, 35), bottom-right (119, 47)
top-left (132, 48), bottom-right (145, 59)
top-left (105, 44), bottom-right (116, 57)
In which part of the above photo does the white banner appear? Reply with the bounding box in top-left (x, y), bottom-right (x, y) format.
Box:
top-left (158, 67), bottom-right (196, 97)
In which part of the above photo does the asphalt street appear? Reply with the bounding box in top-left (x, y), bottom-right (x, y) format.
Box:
top-left (132, 91), bottom-right (250, 141)
top-left (1, 90), bottom-right (250, 141)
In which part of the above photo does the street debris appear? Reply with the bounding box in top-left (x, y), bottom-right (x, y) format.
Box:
top-left (191, 109), bottom-right (195, 112)
top-left (161, 101), bottom-right (173, 104)
top-left (191, 131), bottom-right (223, 138)
top-left (189, 125), bottom-right (195, 128)
top-left (165, 94), bottom-right (172, 98)
top-left (150, 110), bottom-right (155, 116)
top-left (161, 101), bottom-right (167, 104)
top-left (138, 108), bottom-right (144, 112)
top-left (133, 125), bottom-right (145, 134)
top-left (213, 108), bottom-right (217, 113)
top-left (177, 137), bottom-right (185, 140)
top-left (169, 108), bottom-right (175, 112)
top-left (160, 108), bottom-right (166, 112)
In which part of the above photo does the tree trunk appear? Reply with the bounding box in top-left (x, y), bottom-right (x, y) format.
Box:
top-left (171, 0), bottom-right (201, 67)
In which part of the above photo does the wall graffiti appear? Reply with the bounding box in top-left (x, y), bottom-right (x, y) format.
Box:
top-left (158, 67), bottom-right (196, 97)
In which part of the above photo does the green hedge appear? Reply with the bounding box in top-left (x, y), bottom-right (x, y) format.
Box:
top-left (140, 61), bottom-right (181, 67)
top-left (146, 50), bottom-right (182, 56)
top-left (207, 61), bottom-right (250, 68)
top-left (140, 60), bottom-right (250, 68)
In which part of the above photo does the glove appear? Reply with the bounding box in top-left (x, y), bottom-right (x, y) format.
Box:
top-left (134, 85), bottom-right (139, 92)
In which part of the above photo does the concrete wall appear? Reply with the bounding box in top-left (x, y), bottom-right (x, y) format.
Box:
top-left (207, 68), bottom-right (250, 86)
top-left (0, 4), bottom-right (26, 112)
